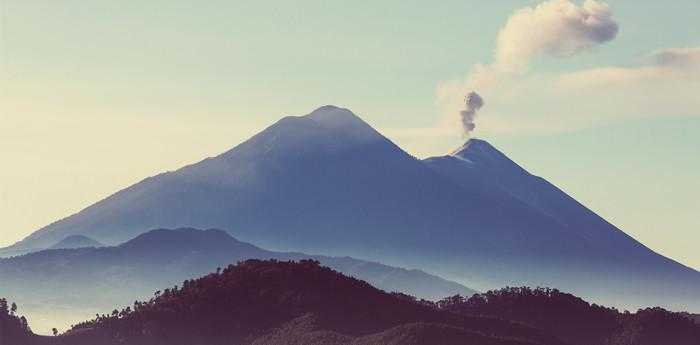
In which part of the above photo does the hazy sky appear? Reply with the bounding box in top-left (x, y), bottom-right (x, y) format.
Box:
top-left (1, 1), bottom-right (699, 269)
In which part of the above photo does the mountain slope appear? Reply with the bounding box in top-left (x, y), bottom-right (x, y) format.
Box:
top-left (2, 106), bottom-right (698, 311)
top-left (423, 139), bottom-right (700, 308)
top-left (0, 228), bottom-right (476, 333)
top-left (425, 139), bottom-right (654, 257)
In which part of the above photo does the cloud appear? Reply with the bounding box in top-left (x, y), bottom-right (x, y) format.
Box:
top-left (652, 47), bottom-right (700, 69)
top-left (559, 47), bottom-right (700, 87)
top-left (494, 0), bottom-right (618, 73)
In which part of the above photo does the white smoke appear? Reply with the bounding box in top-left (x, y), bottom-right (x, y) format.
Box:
top-left (460, 92), bottom-right (484, 134)
top-left (494, 0), bottom-right (618, 73)
top-left (441, 0), bottom-right (619, 134)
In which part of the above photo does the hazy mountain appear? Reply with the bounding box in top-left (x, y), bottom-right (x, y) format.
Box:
top-left (49, 235), bottom-right (103, 250)
top-left (0, 228), bottom-right (476, 333)
top-left (33, 260), bottom-right (562, 345)
top-left (1, 105), bottom-right (698, 311)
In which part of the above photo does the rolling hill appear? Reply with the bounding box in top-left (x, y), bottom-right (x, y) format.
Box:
top-left (0, 228), bottom-right (476, 333)
top-left (4, 261), bottom-right (698, 345)
top-left (15, 260), bottom-right (562, 345)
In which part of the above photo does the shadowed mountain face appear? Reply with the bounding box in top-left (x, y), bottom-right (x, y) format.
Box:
top-left (0, 228), bottom-right (476, 333)
top-left (28, 260), bottom-right (562, 345)
top-left (2, 106), bottom-right (698, 311)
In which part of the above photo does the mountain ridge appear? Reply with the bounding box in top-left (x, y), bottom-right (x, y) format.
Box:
top-left (5, 261), bottom-right (698, 345)
top-left (48, 260), bottom-right (563, 345)
top-left (0, 227), bottom-right (477, 333)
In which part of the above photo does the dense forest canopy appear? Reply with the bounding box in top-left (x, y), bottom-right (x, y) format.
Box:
top-left (436, 286), bottom-right (700, 345)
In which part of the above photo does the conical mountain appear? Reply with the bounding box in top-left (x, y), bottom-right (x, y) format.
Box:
top-left (48, 235), bottom-right (103, 250)
top-left (5, 106), bottom-right (544, 262)
top-left (2, 107), bottom-right (698, 311)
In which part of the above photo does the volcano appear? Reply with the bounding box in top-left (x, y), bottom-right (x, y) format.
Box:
top-left (2, 105), bottom-right (698, 311)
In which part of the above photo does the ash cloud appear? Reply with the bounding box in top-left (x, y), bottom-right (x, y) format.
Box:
top-left (460, 92), bottom-right (484, 134)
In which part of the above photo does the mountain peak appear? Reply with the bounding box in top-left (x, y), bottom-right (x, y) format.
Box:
top-left (305, 105), bottom-right (371, 132)
top-left (49, 235), bottom-right (103, 250)
top-left (309, 104), bottom-right (352, 115)
top-left (265, 105), bottom-right (385, 149)
top-left (451, 138), bottom-right (497, 157)
top-left (451, 138), bottom-right (528, 176)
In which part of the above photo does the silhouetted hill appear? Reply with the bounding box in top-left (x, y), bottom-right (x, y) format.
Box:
top-left (51, 260), bottom-right (561, 345)
top-left (681, 312), bottom-right (700, 324)
top-left (0, 298), bottom-right (32, 345)
top-left (609, 308), bottom-right (700, 345)
top-left (439, 287), bottom-right (700, 345)
top-left (2, 106), bottom-right (698, 311)
top-left (0, 228), bottom-right (475, 333)
top-left (5, 264), bottom-right (698, 345)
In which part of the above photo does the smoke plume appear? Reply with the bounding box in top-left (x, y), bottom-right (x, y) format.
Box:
top-left (439, 0), bottom-right (619, 135)
top-left (495, 0), bottom-right (618, 73)
top-left (460, 92), bottom-right (484, 134)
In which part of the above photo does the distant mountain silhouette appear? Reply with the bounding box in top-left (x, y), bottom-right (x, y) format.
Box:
top-left (2, 106), bottom-right (698, 311)
top-left (34, 260), bottom-right (563, 345)
top-left (49, 235), bottom-right (103, 250)
top-left (0, 228), bottom-right (475, 333)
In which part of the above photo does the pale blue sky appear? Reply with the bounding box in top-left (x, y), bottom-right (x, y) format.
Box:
top-left (1, 1), bottom-right (699, 268)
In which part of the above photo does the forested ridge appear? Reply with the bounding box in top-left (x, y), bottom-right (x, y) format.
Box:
top-left (3, 260), bottom-right (699, 345)
top-left (437, 286), bottom-right (700, 345)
